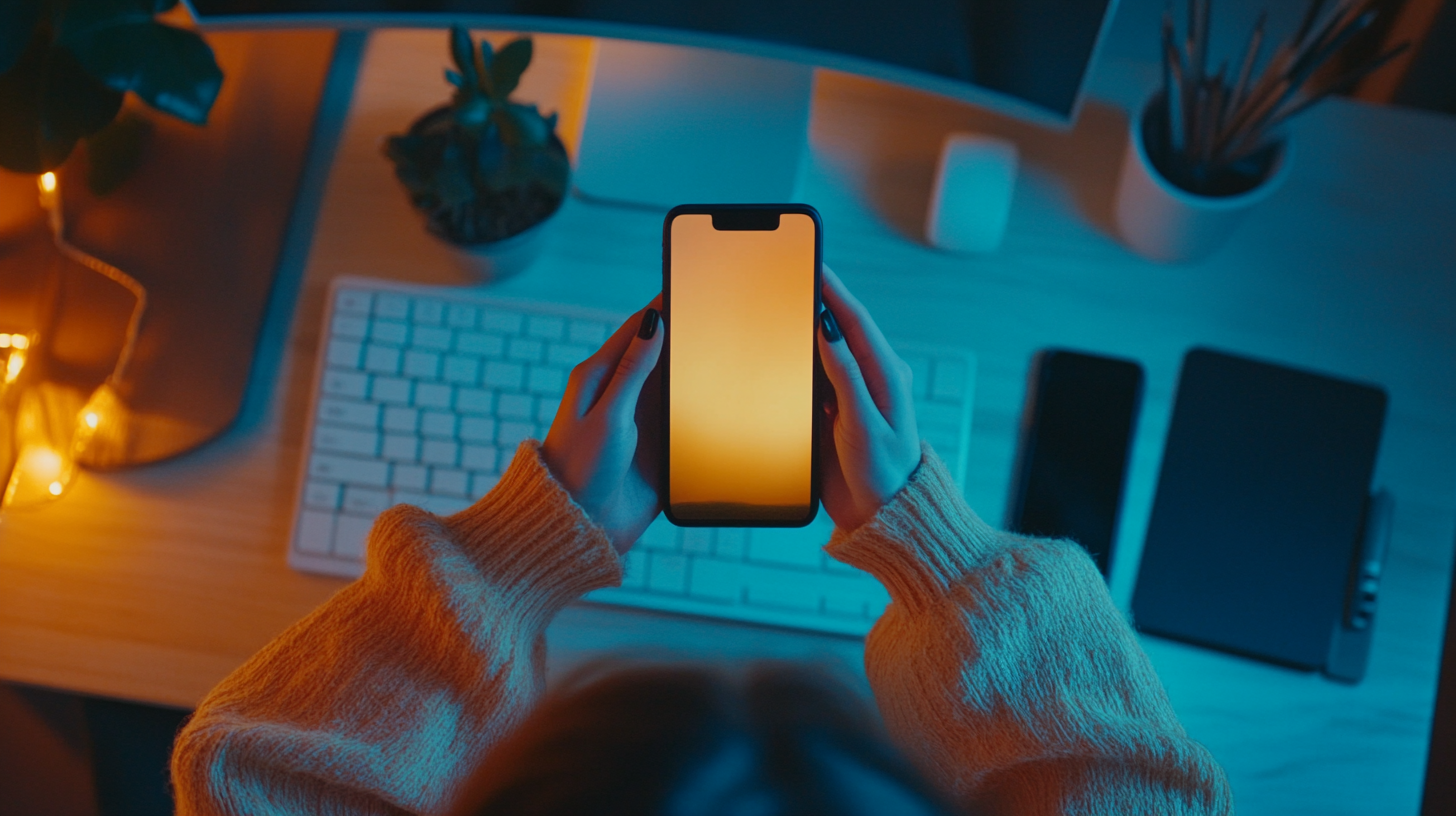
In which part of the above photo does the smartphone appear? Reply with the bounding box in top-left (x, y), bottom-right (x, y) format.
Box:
top-left (662, 204), bottom-right (822, 527)
top-left (1006, 350), bottom-right (1144, 577)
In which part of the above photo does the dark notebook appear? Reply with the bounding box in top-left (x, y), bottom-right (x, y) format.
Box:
top-left (1133, 348), bottom-right (1387, 670)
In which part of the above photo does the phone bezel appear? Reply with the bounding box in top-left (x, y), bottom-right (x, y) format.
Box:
top-left (660, 203), bottom-right (824, 528)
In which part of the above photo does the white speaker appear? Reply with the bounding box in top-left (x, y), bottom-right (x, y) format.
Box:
top-left (925, 133), bottom-right (1020, 254)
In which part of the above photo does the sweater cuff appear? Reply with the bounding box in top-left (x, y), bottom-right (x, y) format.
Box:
top-left (443, 441), bottom-right (623, 627)
top-left (826, 443), bottom-right (1008, 614)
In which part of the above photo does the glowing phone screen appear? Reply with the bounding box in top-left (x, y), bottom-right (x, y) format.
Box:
top-left (667, 212), bottom-right (818, 523)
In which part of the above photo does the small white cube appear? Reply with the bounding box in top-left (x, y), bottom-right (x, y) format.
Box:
top-left (925, 133), bottom-right (1020, 254)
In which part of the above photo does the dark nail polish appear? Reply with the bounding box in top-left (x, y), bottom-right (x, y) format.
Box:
top-left (638, 308), bottom-right (660, 339)
top-left (820, 308), bottom-right (843, 342)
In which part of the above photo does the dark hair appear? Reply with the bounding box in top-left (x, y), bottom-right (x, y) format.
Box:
top-left (449, 661), bottom-right (959, 816)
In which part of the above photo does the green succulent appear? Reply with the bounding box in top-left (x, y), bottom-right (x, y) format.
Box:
top-left (385, 26), bottom-right (570, 246)
top-left (0, 0), bottom-right (223, 189)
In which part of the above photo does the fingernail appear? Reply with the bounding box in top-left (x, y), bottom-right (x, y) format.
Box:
top-left (820, 308), bottom-right (842, 342)
top-left (638, 308), bottom-right (660, 340)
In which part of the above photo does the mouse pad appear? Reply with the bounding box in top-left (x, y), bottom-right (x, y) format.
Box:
top-left (1132, 348), bottom-right (1387, 669)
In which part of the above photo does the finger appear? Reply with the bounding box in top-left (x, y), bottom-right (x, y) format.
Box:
top-left (817, 309), bottom-right (889, 437)
top-left (820, 267), bottom-right (915, 427)
top-left (563, 294), bottom-right (663, 417)
top-left (597, 306), bottom-right (665, 425)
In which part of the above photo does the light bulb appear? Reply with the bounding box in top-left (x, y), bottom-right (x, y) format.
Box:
top-left (4, 349), bottom-right (24, 384)
top-left (48, 481), bottom-right (63, 496)
top-left (39, 172), bottom-right (56, 193)
top-left (84, 412), bottom-right (99, 429)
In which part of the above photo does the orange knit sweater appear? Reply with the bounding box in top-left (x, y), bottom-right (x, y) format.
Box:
top-left (171, 442), bottom-right (1231, 815)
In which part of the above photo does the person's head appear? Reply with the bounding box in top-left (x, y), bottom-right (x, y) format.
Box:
top-left (449, 661), bottom-right (958, 816)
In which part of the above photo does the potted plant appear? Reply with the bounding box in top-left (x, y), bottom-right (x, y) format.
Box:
top-left (1114, 0), bottom-right (1407, 262)
top-left (385, 26), bottom-right (570, 282)
top-left (0, 0), bottom-right (222, 240)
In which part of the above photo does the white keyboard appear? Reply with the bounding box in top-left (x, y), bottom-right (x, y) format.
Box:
top-left (290, 276), bottom-right (976, 637)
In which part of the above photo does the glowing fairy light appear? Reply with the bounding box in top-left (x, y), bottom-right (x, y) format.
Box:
top-left (39, 172), bottom-right (56, 193)
top-left (84, 412), bottom-right (99, 429)
top-left (48, 481), bottom-right (63, 496)
top-left (4, 349), bottom-right (24, 384)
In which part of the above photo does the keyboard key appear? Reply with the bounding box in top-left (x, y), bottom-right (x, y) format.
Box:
top-left (393, 464), bottom-right (427, 491)
top-left (931, 359), bottom-right (969, 402)
top-left (403, 350), bottom-right (440, 379)
top-left (331, 314), bottom-right (369, 340)
top-left (824, 594), bottom-right (867, 618)
top-left (315, 425), bottom-right (379, 457)
top-left (648, 553), bottom-right (688, 594)
top-left (421, 411), bottom-right (457, 438)
top-left (457, 332), bottom-right (504, 358)
top-left (318, 398), bottom-right (379, 429)
top-left (621, 549), bottom-right (647, 589)
top-left (296, 511), bottom-right (335, 555)
top-left (412, 326), bottom-right (452, 351)
top-left (682, 528), bottom-right (714, 555)
top-left (327, 339), bottom-right (362, 368)
top-left (507, 337), bottom-right (543, 363)
top-left (496, 421), bottom-right (534, 451)
top-left (481, 310), bottom-right (523, 334)
top-left (568, 320), bottom-right (608, 345)
top-left (536, 399), bottom-right (559, 423)
top-left (373, 293), bottom-right (410, 319)
top-left (548, 343), bottom-right (592, 368)
top-left (748, 527), bottom-right (824, 570)
top-left (371, 377), bottom-right (412, 405)
top-left (689, 558), bottom-right (742, 603)
top-left (527, 366), bottom-right (566, 395)
top-left (497, 393), bottom-right (534, 420)
top-left (916, 401), bottom-right (963, 431)
top-left (371, 319), bottom-right (409, 345)
top-left (457, 388), bottom-right (492, 415)
top-left (746, 581), bottom-right (819, 612)
top-left (483, 361), bottom-right (524, 390)
top-left (422, 439), bottom-right (459, 466)
top-left (443, 355), bottom-right (480, 385)
top-left (414, 382), bottom-right (453, 409)
top-left (334, 514), bottom-right (373, 560)
top-left (412, 298), bottom-right (444, 326)
top-left (381, 433), bottom-right (419, 462)
top-left (383, 406), bottom-right (419, 433)
top-left (343, 486), bottom-right (392, 515)
top-left (310, 454), bottom-right (388, 487)
top-left (460, 416), bottom-right (497, 443)
top-left (527, 315), bottom-right (566, 341)
top-left (430, 468), bottom-right (469, 496)
top-left (322, 370), bottom-right (368, 399)
top-left (446, 303), bottom-right (477, 329)
top-left (715, 528), bottom-right (747, 560)
top-left (638, 517), bottom-right (678, 551)
top-left (364, 344), bottom-right (401, 374)
top-left (470, 471), bottom-right (498, 498)
top-left (335, 289), bottom-right (372, 316)
top-left (304, 481), bottom-right (341, 510)
top-left (422, 495), bottom-right (471, 516)
top-left (461, 444), bottom-right (498, 472)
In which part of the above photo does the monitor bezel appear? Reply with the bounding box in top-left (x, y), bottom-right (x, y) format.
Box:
top-left (179, 4), bottom-right (1122, 130)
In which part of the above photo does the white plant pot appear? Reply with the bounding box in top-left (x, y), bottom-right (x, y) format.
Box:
top-left (445, 214), bottom-right (556, 284)
top-left (0, 168), bottom-right (44, 245)
top-left (1114, 99), bottom-right (1292, 263)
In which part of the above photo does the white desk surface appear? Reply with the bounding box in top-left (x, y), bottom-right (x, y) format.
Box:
top-left (2, 29), bottom-right (1454, 816)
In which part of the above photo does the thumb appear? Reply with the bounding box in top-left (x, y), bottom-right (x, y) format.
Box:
top-left (817, 307), bottom-right (883, 431)
top-left (598, 307), bottom-right (664, 424)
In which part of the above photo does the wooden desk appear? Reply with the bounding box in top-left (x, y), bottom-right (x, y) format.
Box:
top-left (2, 29), bottom-right (1454, 816)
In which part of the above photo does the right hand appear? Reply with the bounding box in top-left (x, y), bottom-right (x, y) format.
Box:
top-left (816, 266), bottom-right (922, 531)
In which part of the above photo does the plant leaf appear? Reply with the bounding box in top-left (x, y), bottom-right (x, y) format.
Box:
top-left (490, 38), bottom-right (532, 99)
top-left (449, 25), bottom-right (478, 90)
top-left (0, 36), bottom-right (124, 172)
top-left (61, 20), bottom-right (222, 125)
top-left (0, 0), bottom-right (43, 75)
top-left (445, 69), bottom-right (464, 88)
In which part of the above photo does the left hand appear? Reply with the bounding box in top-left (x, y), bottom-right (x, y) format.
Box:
top-left (541, 297), bottom-right (664, 554)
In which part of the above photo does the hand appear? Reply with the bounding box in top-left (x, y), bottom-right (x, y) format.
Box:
top-left (542, 298), bottom-right (664, 554)
top-left (817, 266), bottom-right (922, 530)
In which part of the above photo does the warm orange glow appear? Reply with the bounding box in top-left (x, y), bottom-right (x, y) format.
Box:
top-left (668, 213), bottom-right (816, 521)
top-left (48, 481), bottom-right (63, 496)
top-left (39, 172), bottom-right (56, 193)
top-left (0, 333), bottom-right (27, 350)
top-left (84, 411), bottom-right (99, 429)
top-left (4, 349), bottom-right (25, 384)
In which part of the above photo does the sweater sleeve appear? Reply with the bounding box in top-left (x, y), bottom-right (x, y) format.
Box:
top-left (171, 442), bottom-right (622, 816)
top-left (827, 445), bottom-right (1233, 816)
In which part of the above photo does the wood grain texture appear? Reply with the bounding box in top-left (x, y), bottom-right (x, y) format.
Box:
top-left (0, 30), bottom-right (1452, 815)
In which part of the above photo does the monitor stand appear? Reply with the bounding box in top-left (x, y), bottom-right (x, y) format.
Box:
top-left (573, 39), bottom-right (815, 209)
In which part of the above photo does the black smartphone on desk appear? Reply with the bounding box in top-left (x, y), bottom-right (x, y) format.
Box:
top-left (1006, 350), bottom-right (1144, 576)
top-left (661, 204), bottom-right (822, 527)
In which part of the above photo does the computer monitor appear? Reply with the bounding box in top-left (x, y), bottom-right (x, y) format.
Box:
top-left (184, 0), bottom-right (1119, 206)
